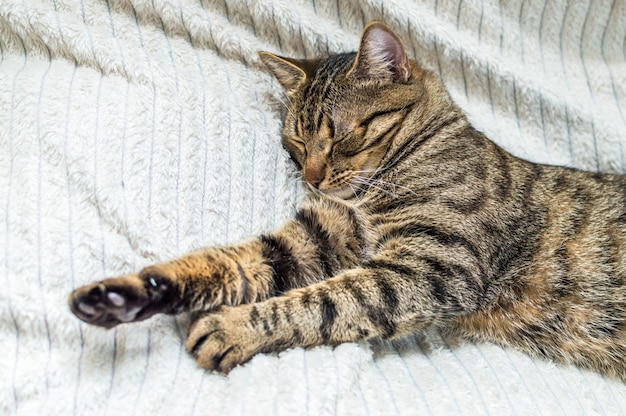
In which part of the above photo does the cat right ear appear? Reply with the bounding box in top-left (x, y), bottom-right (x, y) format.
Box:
top-left (349, 22), bottom-right (412, 84)
top-left (259, 52), bottom-right (318, 96)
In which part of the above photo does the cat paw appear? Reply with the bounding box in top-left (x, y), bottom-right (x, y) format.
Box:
top-left (186, 307), bottom-right (258, 374)
top-left (68, 267), bottom-right (178, 328)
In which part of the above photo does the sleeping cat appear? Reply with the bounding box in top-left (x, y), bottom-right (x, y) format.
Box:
top-left (69, 22), bottom-right (626, 381)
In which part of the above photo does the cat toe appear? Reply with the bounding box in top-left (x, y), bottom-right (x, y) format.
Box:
top-left (188, 329), bottom-right (248, 374)
top-left (69, 283), bottom-right (116, 327)
top-left (76, 284), bottom-right (104, 315)
top-left (186, 309), bottom-right (257, 374)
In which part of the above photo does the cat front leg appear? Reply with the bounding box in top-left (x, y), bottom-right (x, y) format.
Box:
top-left (68, 241), bottom-right (277, 328)
top-left (186, 253), bottom-right (485, 373)
top-left (68, 197), bottom-right (367, 328)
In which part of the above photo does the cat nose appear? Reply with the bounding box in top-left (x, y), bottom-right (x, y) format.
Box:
top-left (307, 177), bottom-right (322, 187)
top-left (304, 162), bottom-right (326, 188)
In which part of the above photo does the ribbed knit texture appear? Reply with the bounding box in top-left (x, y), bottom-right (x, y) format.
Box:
top-left (1, 1), bottom-right (625, 414)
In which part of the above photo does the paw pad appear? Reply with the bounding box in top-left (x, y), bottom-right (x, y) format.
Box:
top-left (107, 292), bottom-right (125, 307)
top-left (69, 276), bottom-right (151, 328)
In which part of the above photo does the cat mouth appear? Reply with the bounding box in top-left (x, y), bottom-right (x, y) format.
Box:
top-left (318, 180), bottom-right (366, 200)
top-left (321, 186), bottom-right (357, 199)
top-left (314, 171), bottom-right (376, 199)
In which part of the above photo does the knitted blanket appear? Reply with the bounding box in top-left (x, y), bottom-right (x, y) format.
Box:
top-left (1, 0), bottom-right (625, 414)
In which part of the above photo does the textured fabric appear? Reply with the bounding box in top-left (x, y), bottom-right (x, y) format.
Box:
top-left (1, 0), bottom-right (626, 414)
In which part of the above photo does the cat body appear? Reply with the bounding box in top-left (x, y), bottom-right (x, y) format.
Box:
top-left (69, 22), bottom-right (626, 381)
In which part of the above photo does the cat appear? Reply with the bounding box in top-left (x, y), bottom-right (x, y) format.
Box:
top-left (69, 21), bottom-right (626, 381)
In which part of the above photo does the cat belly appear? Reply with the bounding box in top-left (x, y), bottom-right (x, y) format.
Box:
top-left (451, 276), bottom-right (626, 381)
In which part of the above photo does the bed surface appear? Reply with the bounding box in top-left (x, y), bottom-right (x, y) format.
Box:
top-left (1, 0), bottom-right (626, 414)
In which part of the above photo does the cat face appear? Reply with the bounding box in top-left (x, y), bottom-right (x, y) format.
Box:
top-left (261, 22), bottom-right (415, 199)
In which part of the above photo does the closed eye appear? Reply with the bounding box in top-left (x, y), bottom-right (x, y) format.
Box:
top-left (335, 108), bottom-right (409, 157)
top-left (288, 136), bottom-right (306, 152)
top-left (360, 106), bottom-right (411, 128)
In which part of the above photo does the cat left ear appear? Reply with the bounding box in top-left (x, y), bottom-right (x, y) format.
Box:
top-left (349, 22), bottom-right (412, 84)
top-left (259, 52), bottom-right (319, 96)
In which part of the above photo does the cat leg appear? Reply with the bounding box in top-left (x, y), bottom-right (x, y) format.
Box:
top-left (68, 198), bottom-right (366, 328)
top-left (186, 252), bottom-right (484, 374)
top-left (67, 242), bottom-right (271, 328)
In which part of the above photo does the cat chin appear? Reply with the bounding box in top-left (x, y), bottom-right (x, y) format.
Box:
top-left (320, 185), bottom-right (360, 200)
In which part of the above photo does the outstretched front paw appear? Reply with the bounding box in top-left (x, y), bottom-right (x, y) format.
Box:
top-left (68, 267), bottom-right (179, 328)
top-left (186, 307), bottom-right (260, 374)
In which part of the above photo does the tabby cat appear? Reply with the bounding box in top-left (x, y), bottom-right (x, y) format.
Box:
top-left (69, 22), bottom-right (626, 381)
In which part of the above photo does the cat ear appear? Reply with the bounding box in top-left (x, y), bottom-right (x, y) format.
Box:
top-left (259, 52), bottom-right (318, 96)
top-left (349, 22), bottom-right (412, 84)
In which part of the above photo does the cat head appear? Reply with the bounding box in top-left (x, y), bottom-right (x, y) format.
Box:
top-left (260, 22), bottom-right (427, 199)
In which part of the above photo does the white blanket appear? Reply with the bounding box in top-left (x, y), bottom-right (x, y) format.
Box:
top-left (1, 0), bottom-right (625, 414)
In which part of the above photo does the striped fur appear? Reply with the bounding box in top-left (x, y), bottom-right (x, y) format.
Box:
top-left (69, 22), bottom-right (626, 380)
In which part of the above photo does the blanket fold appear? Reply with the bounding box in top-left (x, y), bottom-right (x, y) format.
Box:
top-left (1, 0), bottom-right (625, 414)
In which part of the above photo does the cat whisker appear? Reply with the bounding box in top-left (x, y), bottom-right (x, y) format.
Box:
top-left (351, 177), bottom-right (399, 198)
top-left (354, 162), bottom-right (396, 176)
top-left (372, 179), bottom-right (418, 197)
top-left (348, 183), bottom-right (367, 201)
top-left (276, 93), bottom-right (292, 108)
top-left (353, 168), bottom-right (384, 176)
top-left (352, 176), bottom-right (409, 197)
top-left (274, 94), bottom-right (299, 121)
top-left (352, 175), bottom-right (418, 197)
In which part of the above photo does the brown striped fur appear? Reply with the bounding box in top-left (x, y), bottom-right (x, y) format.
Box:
top-left (69, 22), bottom-right (626, 380)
